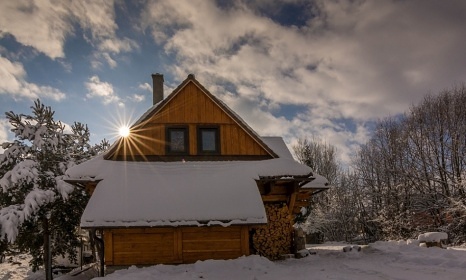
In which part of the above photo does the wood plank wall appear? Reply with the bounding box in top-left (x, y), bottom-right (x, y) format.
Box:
top-left (114, 82), bottom-right (269, 158)
top-left (103, 226), bottom-right (249, 266)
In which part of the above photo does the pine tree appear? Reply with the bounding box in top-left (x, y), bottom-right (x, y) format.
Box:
top-left (0, 100), bottom-right (108, 276)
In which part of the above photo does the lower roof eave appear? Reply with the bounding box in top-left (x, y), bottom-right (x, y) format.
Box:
top-left (80, 223), bottom-right (267, 230)
top-left (258, 173), bottom-right (314, 182)
top-left (64, 178), bottom-right (102, 188)
top-left (80, 219), bottom-right (268, 229)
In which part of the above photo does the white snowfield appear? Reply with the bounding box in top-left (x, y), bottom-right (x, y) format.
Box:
top-left (85, 242), bottom-right (466, 280)
top-left (2, 241), bottom-right (465, 280)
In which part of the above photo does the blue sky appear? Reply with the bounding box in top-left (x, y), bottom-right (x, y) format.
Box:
top-left (1, 0), bottom-right (466, 164)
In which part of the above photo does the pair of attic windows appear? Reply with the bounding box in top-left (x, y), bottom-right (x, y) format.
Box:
top-left (166, 126), bottom-right (220, 155)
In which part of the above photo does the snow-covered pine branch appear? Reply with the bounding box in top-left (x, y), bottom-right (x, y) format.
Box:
top-left (0, 189), bottom-right (56, 242)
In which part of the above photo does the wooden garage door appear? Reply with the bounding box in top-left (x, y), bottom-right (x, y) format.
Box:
top-left (104, 228), bottom-right (181, 265)
top-left (104, 226), bottom-right (249, 266)
top-left (181, 226), bottom-right (249, 263)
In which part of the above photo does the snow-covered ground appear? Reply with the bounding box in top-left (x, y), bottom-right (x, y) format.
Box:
top-left (2, 242), bottom-right (465, 280)
top-left (0, 254), bottom-right (33, 280)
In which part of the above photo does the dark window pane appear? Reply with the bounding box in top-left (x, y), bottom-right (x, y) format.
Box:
top-left (201, 130), bottom-right (216, 151)
top-left (170, 130), bottom-right (186, 152)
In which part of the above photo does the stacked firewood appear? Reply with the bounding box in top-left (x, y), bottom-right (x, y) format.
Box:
top-left (252, 203), bottom-right (293, 260)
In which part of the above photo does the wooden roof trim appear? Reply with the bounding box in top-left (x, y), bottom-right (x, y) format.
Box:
top-left (105, 74), bottom-right (278, 159)
top-left (132, 75), bottom-right (194, 127)
top-left (103, 136), bottom-right (124, 160)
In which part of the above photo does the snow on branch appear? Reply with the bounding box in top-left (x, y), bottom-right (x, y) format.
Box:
top-left (0, 205), bottom-right (25, 243)
top-left (0, 160), bottom-right (39, 192)
top-left (0, 188), bottom-right (56, 242)
top-left (55, 176), bottom-right (75, 200)
top-left (23, 189), bottom-right (56, 217)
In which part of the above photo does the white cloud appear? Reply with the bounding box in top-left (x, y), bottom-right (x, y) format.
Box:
top-left (85, 75), bottom-right (122, 106)
top-left (101, 53), bottom-right (117, 69)
top-left (0, 0), bottom-right (137, 68)
top-left (70, 0), bottom-right (138, 68)
top-left (142, 0), bottom-right (466, 164)
top-left (0, 56), bottom-right (24, 93)
top-left (138, 83), bottom-right (152, 92)
top-left (129, 94), bottom-right (145, 102)
top-left (0, 56), bottom-right (66, 101)
top-left (0, 0), bottom-right (71, 59)
top-left (98, 37), bottom-right (138, 54)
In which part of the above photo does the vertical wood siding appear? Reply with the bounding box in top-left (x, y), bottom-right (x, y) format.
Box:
top-left (113, 82), bottom-right (269, 158)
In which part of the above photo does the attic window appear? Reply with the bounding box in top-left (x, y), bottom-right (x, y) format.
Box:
top-left (198, 126), bottom-right (220, 154)
top-left (166, 127), bottom-right (189, 154)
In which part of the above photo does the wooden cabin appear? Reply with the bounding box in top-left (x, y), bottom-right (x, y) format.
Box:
top-left (65, 74), bottom-right (329, 274)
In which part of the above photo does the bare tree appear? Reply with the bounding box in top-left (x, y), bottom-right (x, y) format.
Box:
top-left (354, 85), bottom-right (466, 243)
top-left (294, 138), bottom-right (362, 242)
top-left (294, 138), bottom-right (339, 185)
top-left (294, 85), bottom-right (466, 244)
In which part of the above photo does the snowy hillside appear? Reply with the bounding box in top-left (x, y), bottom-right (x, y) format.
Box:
top-left (3, 241), bottom-right (465, 280)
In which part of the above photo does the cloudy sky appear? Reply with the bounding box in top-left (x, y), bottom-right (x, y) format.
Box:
top-left (1, 0), bottom-right (466, 163)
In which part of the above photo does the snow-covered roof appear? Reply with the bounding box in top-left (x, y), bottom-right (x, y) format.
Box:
top-left (66, 148), bottom-right (312, 228)
top-left (302, 173), bottom-right (330, 189)
top-left (260, 137), bottom-right (329, 190)
top-left (261, 137), bottom-right (294, 159)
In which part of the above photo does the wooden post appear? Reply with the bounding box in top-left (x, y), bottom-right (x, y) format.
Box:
top-left (288, 182), bottom-right (299, 215)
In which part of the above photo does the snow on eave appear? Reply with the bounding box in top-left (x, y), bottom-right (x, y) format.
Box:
top-left (65, 154), bottom-right (107, 179)
top-left (301, 173), bottom-right (331, 189)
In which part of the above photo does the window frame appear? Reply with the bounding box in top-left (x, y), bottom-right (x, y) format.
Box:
top-left (166, 126), bottom-right (189, 155)
top-left (197, 126), bottom-right (220, 155)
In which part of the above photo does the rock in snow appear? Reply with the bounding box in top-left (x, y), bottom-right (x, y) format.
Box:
top-left (418, 232), bottom-right (448, 243)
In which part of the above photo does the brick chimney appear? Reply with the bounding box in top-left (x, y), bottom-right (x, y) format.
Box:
top-left (151, 73), bottom-right (164, 105)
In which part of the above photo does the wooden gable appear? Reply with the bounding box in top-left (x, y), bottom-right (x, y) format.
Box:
top-left (106, 75), bottom-right (277, 161)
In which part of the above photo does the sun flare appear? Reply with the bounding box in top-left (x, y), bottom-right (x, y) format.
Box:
top-left (118, 126), bottom-right (130, 137)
